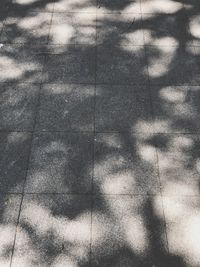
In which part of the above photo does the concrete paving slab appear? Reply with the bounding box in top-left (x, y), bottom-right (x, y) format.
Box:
top-left (11, 0), bottom-right (55, 13)
top-left (142, 13), bottom-right (190, 46)
top-left (146, 45), bottom-right (200, 86)
top-left (155, 134), bottom-right (200, 196)
top-left (43, 45), bottom-right (96, 84)
top-left (49, 12), bottom-right (96, 45)
top-left (25, 132), bottom-right (93, 193)
top-left (96, 45), bottom-right (148, 85)
top-left (97, 13), bottom-right (144, 46)
top-left (53, 0), bottom-right (97, 13)
top-left (162, 196), bottom-right (200, 267)
top-left (0, 0), bottom-right (199, 266)
top-left (151, 86), bottom-right (200, 133)
top-left (0, 83), bottom-right (39, 131)
top-left (0, 194), bottom-right (22, 267)
top-left (91, 195), bottom-right (168, 266)
top-left (95, 84), bottom-right (152, 132)
top-left (94, 133), bottom-right (160, 194)
top-left (0, 44), bottom-right (45, 83)
top-left (36, 83), bottom-right (94, 131)
top-left (0, 12), bottom-right (52, 44)
top-left (97, 0), bottom-right (141, 13)
top-left (0, 132), bottom-right (32, 193)
top-left (12, 194), bottom-right (92, 267)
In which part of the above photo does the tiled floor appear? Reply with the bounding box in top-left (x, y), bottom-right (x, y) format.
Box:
top-left (0, 0), bottom-right (200, 266)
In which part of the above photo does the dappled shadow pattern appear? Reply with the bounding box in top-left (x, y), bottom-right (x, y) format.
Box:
top-left (0, 0), bottom-right (200, 266)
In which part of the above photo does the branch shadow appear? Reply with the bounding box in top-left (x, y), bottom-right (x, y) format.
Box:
top-left (0, 0), bottom-right (200, 266)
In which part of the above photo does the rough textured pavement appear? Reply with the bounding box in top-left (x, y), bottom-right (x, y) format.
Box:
top-left (0, 0), bottom-right (200, 266)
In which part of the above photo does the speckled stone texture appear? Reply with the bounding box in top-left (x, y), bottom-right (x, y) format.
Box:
top-left (0, 0), bottom-right (200, 266)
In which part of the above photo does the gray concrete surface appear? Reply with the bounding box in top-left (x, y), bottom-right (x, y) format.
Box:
top-left (0, 0), bottom-right (200, 266)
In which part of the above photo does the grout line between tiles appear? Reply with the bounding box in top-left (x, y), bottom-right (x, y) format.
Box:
top-left (46, 3), bottom-right (55, 45)
top-left (9, 131), bottom-right (33, 266)
top-left (1, 81), bottom-right (200, 86)
top-left (9, 193), bottom-right (24, 267)
top-left (9, 58), bottom-right (46, 266)
top-left (89, 5), bottom-right (97, 266)
top-left (1, 2), bottom-right (200, 265)
top-left (2, 192), bottom-right (200, 197)
top-left (2, 130), bottom-right (200, 135)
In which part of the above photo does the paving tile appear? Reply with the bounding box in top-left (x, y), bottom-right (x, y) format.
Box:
top-left (74, 12), bottom-right (96, 45)
top-left (49, 12), bottom-right (96, 45)
top-left (0, 194), bottom-right (22, 267)
top-left (12, 194), bottom-right (91, 267)
top-left (97, 13), bottom-right (144, 46)
top-left (183, 0), bottom-right (200, 12)
top-left (97, 0), bottom-right (141, 13)
top-left (48, 13), bottom-right (76, 45)
top-left (36, 83), bottom-right (94, 131)
top-left (151, 86), bottom-right (200, 133)
top-left (0, 12), bottom-right (52, 44)
top-left (53, 0), bottom-right (97, 13)
top-left (43, 45), bottom-right (95, 84)
top-left (94, 133), bottom-right (160, 194)
top-left (146, 45), bottom-right (200, 85)
top-left (0, 83), bottom-right (39, 131)
top-left (0, 132), bottom-right (32, 193)
top-left (0, 22), bottom-right (3, 35)
top-left (162, 196), bottom-right (200, 267)
top-left (11, 0), bottom-right (55, 13)
top-left (0, 44), bottom-right (45, 83)
top-left (188, 13), bottom-right (200, 46)
top-left (96, 45), bottom-right (148, 85)
top-left (140, 0), bottom-right (184, 14)
top-left (95, 84), bottom-right (152, 132)
top-left (91, 195), bottom-right (168, 267)
top-left (193, 46), bottom-right (200, 56)
top-left (142, 13), bottom-right (190, 46)
top-left (0, 0), bottom-right (12, 20)
top-left (25, 132), bottom-right (93, 193)
top-left (155, 134), bottom-right (200, 196)
top-left (0, 1), bottom-right (199, 266)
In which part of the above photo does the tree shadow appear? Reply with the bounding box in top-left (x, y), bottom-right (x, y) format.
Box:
top-left (0, 0), bottom-right (200, 266)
